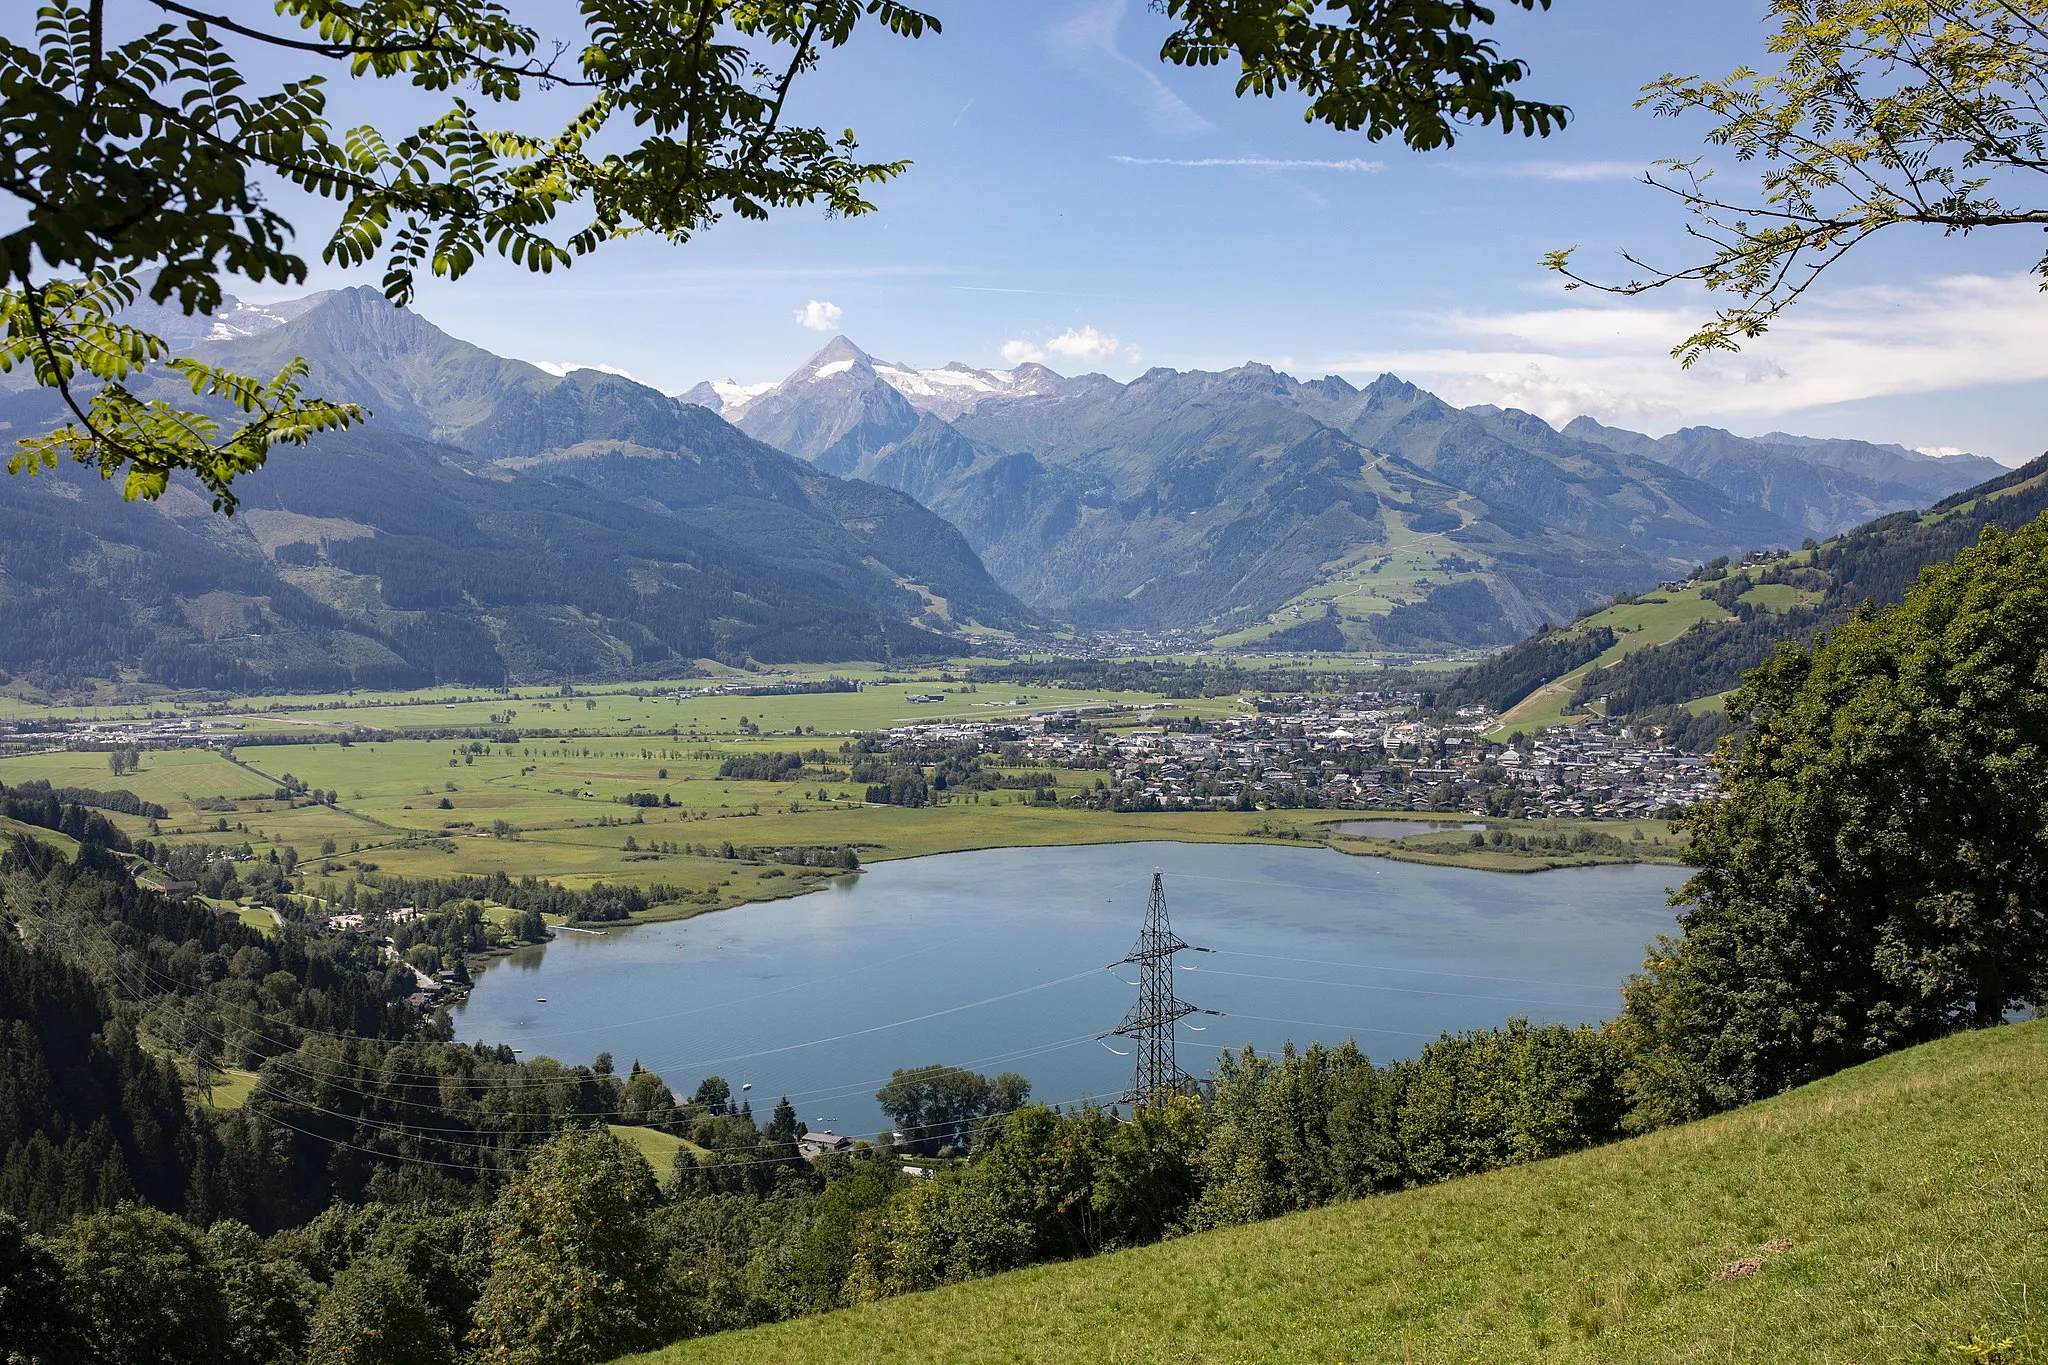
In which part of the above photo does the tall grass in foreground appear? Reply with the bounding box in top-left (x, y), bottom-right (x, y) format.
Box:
top-left (627, 1019), bottom-right (2046, 1364)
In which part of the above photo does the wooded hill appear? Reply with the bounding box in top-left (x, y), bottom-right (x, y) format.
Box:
top-left (1439, 452), bottom-right (2048, 742)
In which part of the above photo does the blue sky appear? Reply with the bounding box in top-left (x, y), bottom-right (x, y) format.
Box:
top-left (153, 3), bottom-right (2048, 462)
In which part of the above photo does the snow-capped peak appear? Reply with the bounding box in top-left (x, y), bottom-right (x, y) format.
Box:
top-left (674, 377), bottom-right (777, 416)
top-left (869, 358), bottom-right (1068, 419)
top-left (682, 336), bottom-right (1070, 424)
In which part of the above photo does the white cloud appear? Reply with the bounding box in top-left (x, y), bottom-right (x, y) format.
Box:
top-left (793, 299), bottom-right (844, 331)
top-left (1319, 273), bottom-right (2048, 439)
top-left (1448, 160), bottom-right (1646, 182)
top-left (1916, 445), bottom-right (1968, 457)
top-left (1111, 155), bottom-right (1384, 173)
top-left (1047, 326), bottom-right (1125, 362)
top-left (1004, 326), bottom-right (1140, 367)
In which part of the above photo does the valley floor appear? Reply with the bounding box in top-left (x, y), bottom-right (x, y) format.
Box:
top-left (624, 1019), bottom-right (2046, 1364)
top-left (0, 675), bottom-right (1680, 927)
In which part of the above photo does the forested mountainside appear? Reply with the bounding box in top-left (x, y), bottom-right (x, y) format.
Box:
top-left (706, 339), bottom-right (1989, 643)
top-left (1580, 453), bottom-right (2048, 713)
top-left (1435, 452), bottom-right (2048, 736)
top-left (0, 293), bottom-right (1028, 695)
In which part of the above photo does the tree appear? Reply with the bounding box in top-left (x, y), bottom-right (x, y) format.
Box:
top-left (692, 1075), bottom-right (731, 1115)
top-left (1152, 1), bottom-right (1566, 148)
top-left (0, 1212), bottom-right (80, 1365)
top-left (204, 1221), bottom-right (316, 1365)
top-left (304, 1257), bottom-right (452, 1365)
top-left (765, 1095), bottom-right (802, 1143)
top-left (1623, 515), bottom-right (2048, 1124)
top-left (873, 1065), bottom-right (1030, 1156)
top-left (51, 1205), bottom-right (229, 1365)
top-left (1548, 0), bottom-right (2048, 362)
top-left (618, 1067), bottom-right (678, 1129)
top-left (1094, 1095), bottom-right (1209, 1247)
top-left (2, 1), bottom-right (1563, 511)
top-left (468, 1130), bottom-right (670, 1365)
top-left (788, 1159), bottom-right (900, 1311)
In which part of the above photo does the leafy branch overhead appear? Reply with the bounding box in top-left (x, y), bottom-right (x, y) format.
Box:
top-left (0, 0), bottom-right (1565, 512)
top-left (1547, 0), bottom-right (2048, 365)
top-left (1152, 0), bottom-right (1568, 149)
top-left (0, 0), bottom-right (932, 511)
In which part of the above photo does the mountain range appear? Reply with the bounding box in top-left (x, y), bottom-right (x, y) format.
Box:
top-left (0, 290), bottom-right (1029, 695)
top-left (695, 336), bottom-right (1999, 646)
top-left (0, 293), bottom-right (2004, 694)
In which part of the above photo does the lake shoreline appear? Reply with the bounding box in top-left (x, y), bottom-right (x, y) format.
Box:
top-left (594, 813), bottom-right (1683, 929)
top-left (461, 842), bottom-right (1680, 1138)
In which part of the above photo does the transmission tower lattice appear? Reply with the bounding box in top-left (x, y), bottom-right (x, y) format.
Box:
top-left (1103, 871), bottom-right (1218, 1109)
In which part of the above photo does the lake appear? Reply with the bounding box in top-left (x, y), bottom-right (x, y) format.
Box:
top-left (454, 842), bottom-right (1682, 1141)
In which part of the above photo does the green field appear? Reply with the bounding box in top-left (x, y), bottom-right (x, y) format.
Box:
top-left (607, 1124), bottom-right (705, 1173)
top-left (0, 671), bottom-right (1233, 737)
top-left (0, 674), bottom-right (1675, 919)
top-left (1213, 489), bottom-right (1503, 652)
top-left (626, 1019), bottom-right (2047, 1365)
top-left (0, 734), bottom-right (1359, 916)
top-left (1325, 812), bottom-right (1683, 870)
top-left (200, 1067), bottom-right (261, 1110)
top-left (1494, 590), bottom-right (1730, 735)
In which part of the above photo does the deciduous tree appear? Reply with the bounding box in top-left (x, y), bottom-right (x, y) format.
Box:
top-left (304, 1256), bottom-right (452, 1365)
top-left (469, 1129), bottom-right (669, 1365)
top-left (2, 1), bottom-right (1563, 510)
top-left (1549, 0), bottom-right (2048, 361)
top-left (1624, 514), bottom-right (2048, 1123)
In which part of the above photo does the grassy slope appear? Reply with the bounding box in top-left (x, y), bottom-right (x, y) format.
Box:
top-left (1494, 588), bottom-right (1730, 735)
top-left (607, 1125), bottom-right (706, 1175)
top-left (1490, 470), bottom-right (2048, 738)
top-left (628, 1020), bottom-right (2047, 1365)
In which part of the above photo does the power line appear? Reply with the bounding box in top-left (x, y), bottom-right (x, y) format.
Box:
top-left (1185, 966), bottom-right (1598, 1012)
top-left (1207, 948), bottom-right (1616, 992)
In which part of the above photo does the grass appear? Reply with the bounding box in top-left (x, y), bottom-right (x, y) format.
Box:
top-left (624, 1019), bottom-right (2048, 1365)
top-left (0, 672), bottom-right (1238, 736)
top-left (1322, 813), bottom-right (1683, 871)
top-left (607, 1124), bottom-right (706, 1177)
top-left (1212, 490), bottom-right (1509, 652)
top-left (1494, 590), bottom-right (1729, 736)
top-left (5, 732), bottom-right (1651, 920)
top-left (1489, 571), bottom-right (1834, 740)
top-left (0, 683), bottom-right (1669, 924)
top-left (199, 1067), bottom-right (261, 1110)
top-left (0, 815), bottom-right (80, 858)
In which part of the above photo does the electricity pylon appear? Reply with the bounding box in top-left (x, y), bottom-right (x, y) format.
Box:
top-left (1104, 870), bottom-right (1218, 1110)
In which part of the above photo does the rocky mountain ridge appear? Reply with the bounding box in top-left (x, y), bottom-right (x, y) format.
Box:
top-left (691, 337), bottom-right (1992, 644)
top-left (0, 294), bottom-right (1032, 696)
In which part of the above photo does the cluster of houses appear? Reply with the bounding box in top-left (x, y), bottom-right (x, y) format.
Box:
top-left (873, 694), bottom-right (1718, 820)
top-left (0, 714), bottom-right (243, 754)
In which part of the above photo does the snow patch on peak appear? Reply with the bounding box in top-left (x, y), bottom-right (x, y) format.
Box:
top-left (712, 379), bottom-right (775, 404)
top-left (868, 358), bottom-right (1068, 419)
top-left (811, 358), bottom-right (857, 379)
